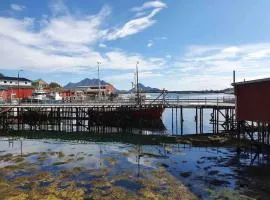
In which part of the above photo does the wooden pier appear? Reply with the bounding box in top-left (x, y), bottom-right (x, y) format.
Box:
top-left (0, 97), bottom-right (236, 135)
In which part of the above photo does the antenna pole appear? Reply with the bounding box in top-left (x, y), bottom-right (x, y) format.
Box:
top-left (233, 70), bottom-right (236, 94)
top-left (136, 61), bottom-right (139, 105)
top-left (97, 61), bottom-right (101, 101)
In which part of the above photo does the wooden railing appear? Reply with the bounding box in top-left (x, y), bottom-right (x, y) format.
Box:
top-left (0, 97), bottom-right (235, 108)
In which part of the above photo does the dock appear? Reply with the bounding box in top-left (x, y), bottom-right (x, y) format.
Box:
top-left (0, 97), bottom-right (235, 108)
top-left (0, 97), bottom-right (236, 136)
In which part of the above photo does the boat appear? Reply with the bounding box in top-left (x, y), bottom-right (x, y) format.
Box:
top-left (21, 87), bottom-right (48, 103)
top-left (88, 62), bottom-right (165, 124)
top-left (47, 92), bottom-right (62, 101)
top-left (32, 87), bottom-right (47, 101)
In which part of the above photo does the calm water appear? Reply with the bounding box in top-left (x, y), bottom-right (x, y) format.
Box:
top-left (1, 93), bottom-right (270, 199)
top-left (156, 93), bottom-right (234, 135)
top-left (0, 137), bottom-right (269, 199)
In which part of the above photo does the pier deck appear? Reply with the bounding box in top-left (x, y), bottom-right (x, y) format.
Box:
top-left (0, 98), bottom-right (235, 109)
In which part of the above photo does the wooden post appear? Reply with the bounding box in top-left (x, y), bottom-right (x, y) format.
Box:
top-left (176, 108), bottom-right (178, 135)
top-left (212, 108), bottom-right (215, 133)
top-left (180, 106), bottom-right (183, 135)
top-left (201, 108), bottom-right (204, 133)
top-left (17, 107), bottom-right (20, 131)
top-left (172, 108), bottom-right (174, 134)
top-left (217, 108), bottom-right (219, 133)
top-left (195, 107), bottom-right (198, 134)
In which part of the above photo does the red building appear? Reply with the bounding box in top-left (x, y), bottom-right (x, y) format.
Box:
top-left (1, 87), bottom-right (34, 101)
top-left (234, 78), bottom-right (270, 123)
top-left (76, 84), bottom-right (115, 95)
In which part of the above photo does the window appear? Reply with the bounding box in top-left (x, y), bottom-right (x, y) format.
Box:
top-left (25, 82), bottom-right (27, 84)
top-left (4, 81), bottom-right (7, 83)
top-left (10, 81), bottom-right (12, 84)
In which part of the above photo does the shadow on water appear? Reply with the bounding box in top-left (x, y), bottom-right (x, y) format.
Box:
top-left (1, 103), bottom-right (270, 198)
top-left (1, 130), bottom-right (270, 199)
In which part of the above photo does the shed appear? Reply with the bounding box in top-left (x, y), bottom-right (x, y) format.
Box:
top-left (233, 78), bottom-right (270, 123)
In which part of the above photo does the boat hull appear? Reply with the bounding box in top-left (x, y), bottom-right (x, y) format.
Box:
top-left (88, 106), bottom-right (165, 130)
top-left (89, 106), bottom-right (164, 120)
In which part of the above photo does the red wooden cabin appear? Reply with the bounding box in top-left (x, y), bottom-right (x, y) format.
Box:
top-left (234, 78), bottom-right (270, 123)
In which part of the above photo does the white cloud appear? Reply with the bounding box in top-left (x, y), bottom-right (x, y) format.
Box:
top-left (10, 4), bottom-right (25, 11)
top-left (165, 54), bottom-right (172, 59)
top-left (42, 5), bottom-right (111, 45)
top-left (105, 1), bottom-right (166, 40)
top-left (135, 12), bottom-right (147, 17)
top-left (49, 0), bottom-right (69, 16)
top-left (168, 44), bottom-right (270, 89)
top-left (131, 1), bottom-right (167, 12)
top-left (147, 40), bottom-right (153, 47)
top-left (146, 36), bottom-right (168, 48)
top-left (105, 13), bottom-right (156, 40)
top-left (99, 43), bottom-right (107, 48)
top-left (0, 1), bottom-right (166, 74)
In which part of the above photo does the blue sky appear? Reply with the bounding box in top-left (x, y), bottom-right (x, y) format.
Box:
top-left (1, 0), bottom-right (270, 90)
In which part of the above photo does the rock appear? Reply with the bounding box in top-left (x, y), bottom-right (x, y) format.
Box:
top-left (180, 171), bottom-right (192, 178)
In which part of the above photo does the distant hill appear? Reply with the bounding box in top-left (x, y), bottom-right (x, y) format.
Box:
top-left (64, 78), bottom-right (112, 90)
top-left (129, 83), bottom-right (161, 93)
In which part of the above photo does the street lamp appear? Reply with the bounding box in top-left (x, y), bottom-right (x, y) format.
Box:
top-left (97, 61), bottom-right (101, 101)
top-left (136, 61), bottom-right (140, 105)
top-left (17, 69), bottom-right (23, 105)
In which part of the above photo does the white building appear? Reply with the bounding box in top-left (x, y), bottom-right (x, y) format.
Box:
top-left (0, 76), bottom-right (32, 87)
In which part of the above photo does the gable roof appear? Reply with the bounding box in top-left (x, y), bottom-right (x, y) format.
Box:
top-left (232, 78), bottom-right (270, 86)
top-left (0, 76), bottom-right (32, 82)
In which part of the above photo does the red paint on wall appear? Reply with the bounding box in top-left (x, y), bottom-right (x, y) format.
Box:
top-left (6, 87), bottom-right (34, 99)
top-left (235, 81), bottom-right (270, 123)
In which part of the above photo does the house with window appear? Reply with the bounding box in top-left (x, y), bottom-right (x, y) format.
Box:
top-left (0, 76), bottom-right (33, 101)
top-left (0, 76), bottom-right (32, 87)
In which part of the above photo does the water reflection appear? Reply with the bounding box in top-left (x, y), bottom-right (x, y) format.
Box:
top-left (1, 136), bottom-right (270, 199)
top-left (3, 107), bottom-right (233, 136)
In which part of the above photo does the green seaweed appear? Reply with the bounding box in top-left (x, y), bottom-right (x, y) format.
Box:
top-left (207, 188), bottom-right (255, 200)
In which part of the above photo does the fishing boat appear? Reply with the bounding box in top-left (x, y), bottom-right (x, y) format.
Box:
top-left (22, 87), bottom-right (49, 103)
top-left (47, 91), bottom-right (62, 101)
top-left (88, 62), bottom-right (165, 123)
top-left (32, 88), bottom-right (47, 101)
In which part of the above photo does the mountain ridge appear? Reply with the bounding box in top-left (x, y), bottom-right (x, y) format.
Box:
top-left (63, 78), bottom-right (160, 93)
top-left (64, 78), bottom-right (111, 89)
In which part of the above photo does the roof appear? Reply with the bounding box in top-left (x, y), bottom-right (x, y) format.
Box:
top-left (0, 85), bottom-right (34, 90)
top-left (0, 76), bottom-right (32, 82)
top-left (232, 77), bottom-right (270, 86)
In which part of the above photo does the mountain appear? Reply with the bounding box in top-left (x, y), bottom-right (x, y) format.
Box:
top-left (129, 83), bottom-right (161, 93)
top-left (63, 79), bottom-right (160, 93)
top-left (64, 78), bottom-right (111, 89)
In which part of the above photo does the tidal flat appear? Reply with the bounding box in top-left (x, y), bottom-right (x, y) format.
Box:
top-left (0, 136), bottom-right (269, 199)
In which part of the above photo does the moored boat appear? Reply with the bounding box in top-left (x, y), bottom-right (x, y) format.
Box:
top-left (88, 62), bottom-right (165, 124)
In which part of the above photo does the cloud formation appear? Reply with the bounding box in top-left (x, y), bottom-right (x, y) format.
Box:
top-left (0, 1), bottom-right (166, 74)
top-left (10, 4), bottom-right (25, 12)
top-left (165, 44), bottom-right (270, 90)
top-left (131, 1), bottom-right (167, 12)
top-left (105, 1), bottom-right (167, 40)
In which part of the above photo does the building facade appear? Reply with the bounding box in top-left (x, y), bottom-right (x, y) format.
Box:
top-left (0, 76), bottom-right (33, 101)
top-left (234, 78), bottom-right (270, 123)
top-left (0, 76), bottom-right (32, 87)
top-left (76, 85), bottom-right (115, 96)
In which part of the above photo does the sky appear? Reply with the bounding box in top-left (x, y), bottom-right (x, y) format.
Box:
top-left (0, 0), bottom-right (270, 90)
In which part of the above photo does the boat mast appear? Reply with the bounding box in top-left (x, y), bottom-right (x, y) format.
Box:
top-left (97, 61), bottom-right (101, 101)
top-left (136, 61), bottom-right (140, 105)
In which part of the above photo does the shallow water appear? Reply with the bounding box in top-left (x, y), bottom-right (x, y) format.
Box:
top-left (1, 137), bottom-right (269, 199)
top-left (1, 93), bottom-right (269, 199)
